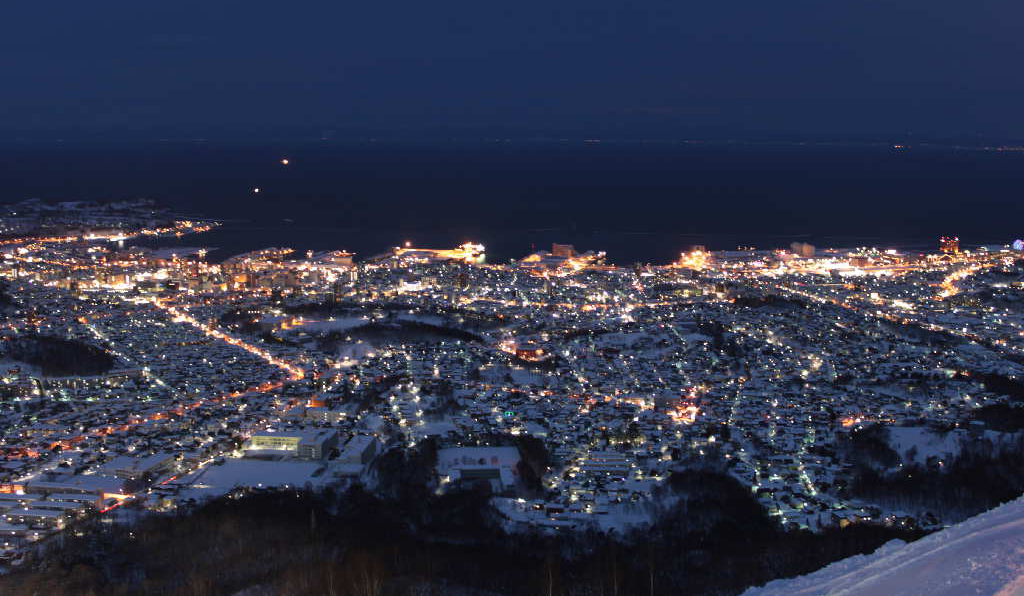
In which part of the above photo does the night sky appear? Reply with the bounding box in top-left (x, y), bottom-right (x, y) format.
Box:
top-left (2, 0), bottom-right (1022, 138)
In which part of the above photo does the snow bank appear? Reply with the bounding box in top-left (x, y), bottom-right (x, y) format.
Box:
top-left (743, 495), bottom-right (1024, 596)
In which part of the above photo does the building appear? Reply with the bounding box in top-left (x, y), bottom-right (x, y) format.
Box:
top-left (338, 435), bottom-right (378, 465)
top-left (579, 451), bottom-right (634, 480)
top-left (248, 433), bottom-right (301, 452)
top-left (514, 343), bottom-right (545, 361)
top-left (247, 429), bottom-right (340, 460)
top-left (298, 430), bottom-right (340, 459)
top-left (102, 454), bottom-right (176, 481)
top-left (4, 508), bottom-right (67, 530)
top-left (551, 243), bottom-right (576, 258)
top-left (437, 446), bottom-right (521, 493)
top-left (25, 474), bottom-right (129, 500)
top-left (940, 236), bottom-right (960, 254)
top-left (392, 243), bottom-right (485, 265)
top-left (790, 242), bottom-right (815, 258)
top-left (304, 407), bottom-right (349, 424)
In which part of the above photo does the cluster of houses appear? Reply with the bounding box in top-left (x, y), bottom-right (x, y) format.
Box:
top-left (0, 228), bottom-right (1016, 550)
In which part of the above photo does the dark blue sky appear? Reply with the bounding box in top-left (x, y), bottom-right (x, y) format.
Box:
top-left (3, 0), bottom-right (1022, 138)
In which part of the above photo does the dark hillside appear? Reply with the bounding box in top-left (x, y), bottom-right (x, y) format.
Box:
top-left (0, 471), bottom-right (922, 596)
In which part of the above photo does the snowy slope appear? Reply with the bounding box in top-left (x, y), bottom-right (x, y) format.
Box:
top-left (744, 495), bottom-right (1024, 596)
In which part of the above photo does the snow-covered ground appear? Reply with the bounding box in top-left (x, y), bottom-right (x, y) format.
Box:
top-left (743, 495), bottom-right (1024, 596)
top-left (492, 496), bottom-right (653, 534)
top-left (887, 427), bottom-right (965, 466)
top-left (173, 458), bottom-right (329, 502)
top-left (289, 314), bottom-right (449, 335)
top-left (287, 317), bottom-right (370, 334)
top-left (887, 426), bottom-right (1019, 466)
top-left (0, 358), bottom-right (42, 378)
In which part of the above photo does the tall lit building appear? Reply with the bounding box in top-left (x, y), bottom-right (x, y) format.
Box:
top-left (790, 242), bottom-right (816, 258)
top-left (940, 236), bottom-right (960, 254)
top-left (551, 243), bottom-right (576, 258)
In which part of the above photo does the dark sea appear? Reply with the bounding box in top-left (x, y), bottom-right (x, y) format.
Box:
top-left (1, 140), bottom-right (1022, 264)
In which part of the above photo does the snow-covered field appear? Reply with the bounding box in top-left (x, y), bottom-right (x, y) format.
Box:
top-left (743, 495), bottom-right (1024, 596)
top-left (174, 459), bottom-right (328, 502)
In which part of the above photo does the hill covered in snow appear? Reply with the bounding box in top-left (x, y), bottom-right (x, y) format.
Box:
top-left (744, 495), bottom-right (1024, 595)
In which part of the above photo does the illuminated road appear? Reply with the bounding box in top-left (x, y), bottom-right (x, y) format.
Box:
top-left (936, 262), bottom-right (993, 300)
top-left (151, 298), bottom-right (305, 381)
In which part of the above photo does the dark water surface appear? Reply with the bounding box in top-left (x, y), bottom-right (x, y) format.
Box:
top-left (2, 140), bottom-right (1021, 264)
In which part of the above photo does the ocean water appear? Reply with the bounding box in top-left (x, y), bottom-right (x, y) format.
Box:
top-left (1, 140), bottom-right (1021, 264)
